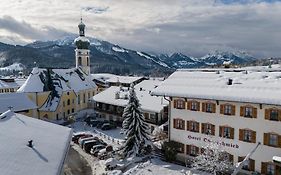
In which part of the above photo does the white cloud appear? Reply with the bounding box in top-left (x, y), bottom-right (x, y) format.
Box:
top-left (0, 0), bottom-right (280, 57)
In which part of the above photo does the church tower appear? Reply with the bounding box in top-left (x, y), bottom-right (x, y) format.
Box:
top-left (74, 18), bottom-right (90, 75)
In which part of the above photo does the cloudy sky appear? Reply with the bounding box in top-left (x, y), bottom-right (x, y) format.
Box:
top-left (0, 0), bottom-right (280, 57)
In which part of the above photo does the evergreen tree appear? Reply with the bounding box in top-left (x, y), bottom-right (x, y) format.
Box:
top-left (122, 84), bottom-right (150, 157)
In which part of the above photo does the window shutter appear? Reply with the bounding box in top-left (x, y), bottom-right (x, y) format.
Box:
top-left (265, 109), bottom-right (270, 120)
top-left (186, 145), bottom-right (190, 155)
top-left (239, 129), bottom-right (244, 141)
top-left (240, 106), bottom-right (245, 117)
top-left (278, 110), bottom-right (281, 121)
top-left (197, 101), bottom-right (200, 111)
top-left (230, 127), bottom-right (234, 139)
top-left (187, 101), bottom-right (191, 110)
top-left (182, 120), bottom-right (185, 130)
top-left (253, 107), bottom-right (257, 118)
top-left (196, 122), bottom-right (200, 132)
top-left (201, 123), bottom-right (205, 134)
top-left (220, 105), bottom-right (224, 114)
top-left (212, 103), bottom-right (216, 113)
top-left (278, 135), bottom-right (281, 148)
top-left (264, 133), bottom-right (269, 146)
top-left (250, 159), bottom-right (255, 171)
top-left (173, 119), bottom-right (176, 128)
top-left (261, 162), bottom-right (267, 174)
top-left (211, 124), bottom-right (215, 136)
top-left (186, 121), bottom-right (190, 131)
top-left (174, 100), bottom-right (178, 108)
top-left (202, 103), bottom-right (206, 112)
top-left (252, 131), bottom-right (256, 143)
top-left (231, 105), bottom-right (236, 115)
top-left (219, 126), bottom-right (223, 137)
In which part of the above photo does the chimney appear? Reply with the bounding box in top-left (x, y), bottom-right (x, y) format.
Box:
top-left (27, 140), bottom-right (33, 148)
top-left (227, 79), bottom-right (233, 85)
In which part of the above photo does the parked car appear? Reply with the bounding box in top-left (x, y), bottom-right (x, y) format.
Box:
top-left (72, 133), bottom-right (92, 144)
top-left (78, 137), bottom-right (98, 148)
top-left (84, 140), bottom-right (104, 153)
top-left (90, 145), bottom-right (106, 155)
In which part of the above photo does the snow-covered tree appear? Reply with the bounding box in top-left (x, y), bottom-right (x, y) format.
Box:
top-left (191, 141), bottom-right (234, 175)
top-left (122, 84), bottom-right (150, 157)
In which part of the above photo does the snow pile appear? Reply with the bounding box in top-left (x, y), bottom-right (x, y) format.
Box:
top-left (0, 63), bottom-right (25, 71)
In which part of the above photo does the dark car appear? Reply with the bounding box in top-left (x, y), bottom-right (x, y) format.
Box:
top-left (72, 133), bottom-right (92, 144)
top-left (84, 140), bottom-right (107, 153)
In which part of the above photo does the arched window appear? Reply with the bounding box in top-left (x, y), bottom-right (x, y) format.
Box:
top-left (78, 57), bottom-right (82, 66)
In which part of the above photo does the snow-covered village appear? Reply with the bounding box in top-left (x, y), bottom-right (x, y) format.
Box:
top-left (1, 1), bottom-right (281, 175)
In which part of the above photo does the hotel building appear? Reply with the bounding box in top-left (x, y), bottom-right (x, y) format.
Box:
top-left (152, 69), bottom-right (281, 174)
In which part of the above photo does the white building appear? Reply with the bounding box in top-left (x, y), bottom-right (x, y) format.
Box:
top-left (92, 79), bottom-right (169, 132)
top-left (152, 69), bottom-right (281, 174)
top-left (0, 110), bottom-right (72, 175)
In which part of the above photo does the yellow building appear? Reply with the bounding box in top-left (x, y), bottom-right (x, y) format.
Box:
top-left (18, 67), bottom-right (96, 121)
top-left (17, 19), bottom-right (97, 121)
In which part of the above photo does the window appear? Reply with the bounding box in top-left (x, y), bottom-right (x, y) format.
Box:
top-left (202, 123), bottom-right (215, 135)
top-left (187, 121), bottom-right (199, 132)
top-left (224, 127), bottom-right (231, 138)
top-left (191, 101), bottom-right (198, 111)
top-left (220, 126), bottom-right (234, 139)
top-left (173, 119), bottom-right (185, 130)
top-left (245, 107), bottom-right (253, 117)
top-left (269, 134), bottom-right (278, 146)
top-left (244, 130), bottom-right (252, 142)
top-left (267, 164), bottom-right (275, 175)
top-left (264, 133), bottom-right (280, 147)
top-left (270, 109), bottom-right (278, 121)
top-left (206, 103), bottom-right (213, 113)
top-left (265, 108), bottom-right (280, 121)
top-left (224, 105), bottom-right (232, 115)
top-left (186, 145), bottom-right (199, 156)
top-left (174, 99), bottom-right (185, 109)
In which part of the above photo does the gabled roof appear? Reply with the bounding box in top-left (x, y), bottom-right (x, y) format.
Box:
top-left (93, 79), bottom-right (168, 112)
top-left (152, 69), bottom-right (281, 105)
top-left (0, 93), bottom-right (37, 113)
top-left (18, 67), bottom-right (96, 112)
top-left (0, 110), bottom-right (72, 175)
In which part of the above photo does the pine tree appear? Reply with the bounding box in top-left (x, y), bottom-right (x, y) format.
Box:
top-left (122, 84), bottom-right (150, 157)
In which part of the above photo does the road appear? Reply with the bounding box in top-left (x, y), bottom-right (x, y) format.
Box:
top-left (63, 147), bottom-right (92, 175)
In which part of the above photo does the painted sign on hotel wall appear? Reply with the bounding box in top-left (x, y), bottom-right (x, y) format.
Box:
top-left (187, 135), bottom-right (239, 149)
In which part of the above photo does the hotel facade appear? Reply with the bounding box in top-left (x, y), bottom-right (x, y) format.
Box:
top-left (152, 69), bottom-right (281, 174)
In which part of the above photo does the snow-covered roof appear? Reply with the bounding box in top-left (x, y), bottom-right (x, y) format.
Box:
top-left (151, 69), bottom-right (281, 106)
top-left (93, 79), bottom-right (168, 113)
top-left (92, 73), bottom-right (144, 85)
top-left (18, 67), bottom-right (96, 93)
top-left (0, 110), bottom-right (72, 175)
top-left (0, 93), bottom-right (37, 113)
top-left (0, 78), bottom-right (26, 89)
top-left (18, 67), bottom-right (96, 112)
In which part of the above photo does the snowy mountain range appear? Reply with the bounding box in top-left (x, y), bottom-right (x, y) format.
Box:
top-left (0, 36), bottom-right (258, 75)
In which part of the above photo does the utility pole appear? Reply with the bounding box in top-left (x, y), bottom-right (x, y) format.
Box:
top-left (232, 142), bottom-right (261, 175)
